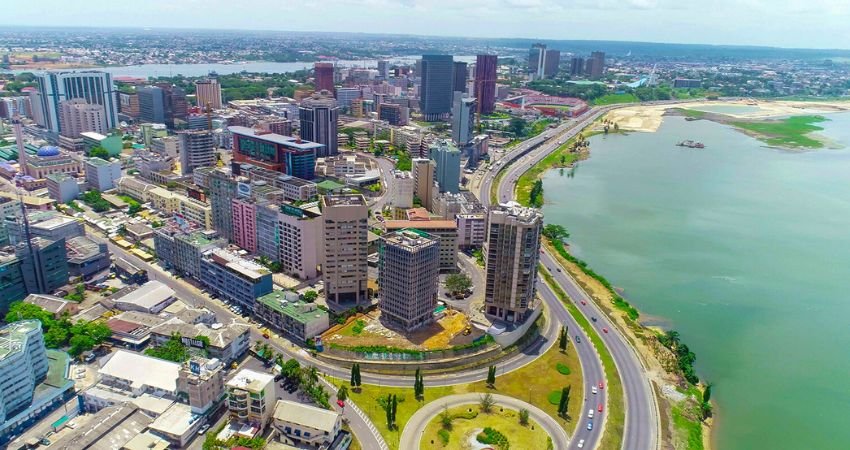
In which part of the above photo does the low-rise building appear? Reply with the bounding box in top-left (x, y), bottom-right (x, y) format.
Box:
top-left (255, 291), bottom-right (330, 342)
top-left (45, 172), bottom-right (79, 203)
top-left (111, 280), bottom-right (176, 314)
top-left (457, 213), bottom-right (487, 249)
top-left (153, 221), bottom-right (225, 279)
top-left (226, 369), bottom-right (276, 430)
top-left (66, 235), bottom-right (111, 279)
top-left (177, 357), bottom-right (225, 414)
top-left (148, 402), bottom-right (203, 447)
top-left (272, 400), bottom-right (342, 448)
top-left (149, 318), bottom-right (250, 364)
top-left (199, 248), bottom-right (273, 311)
top-left (23, 294), bottom-right (79, 318)
top-left (98, 350), bottom-right (181, 399)
top-left (84, 157), bottom-right (122, 191)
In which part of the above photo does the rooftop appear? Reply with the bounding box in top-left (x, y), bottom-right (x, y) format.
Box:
top-left (80, 131), bottom-right (108, 141)
top-left (226, 368), bottom-right (274, 392)
top-left (0, 320), bottom-right (40, 360)
top-left (381, 228), bottom-right (438, 250)
top-left (66, 235), bottom-right (103, 261)
top-left (99, 350), bottom-right (180, 393)
top-left (113, 280), bottom-right (175, 310)
top-left (256, 291), bottom-right (328, 325)
top-left (273, 400), bottom-right (340, 433)
top-left (206, 248), bottom-right (270, 280)
top-left (86, 156), bottom-right (115, 167)
top-left (385, 219), bottom-right (457, 230)
top-left (49, 404), bottom-right (154, 450)
top-left (148, 402), bottom-right (197, 437)
top-left (322, 194), bottom-right (366, 207)
top-left (229, 125), bottom-right (323, 151)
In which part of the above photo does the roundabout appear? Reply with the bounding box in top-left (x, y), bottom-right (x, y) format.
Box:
top-left (399, 393), bottom-right (569, 450)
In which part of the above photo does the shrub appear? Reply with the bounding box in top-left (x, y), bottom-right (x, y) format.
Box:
top-left (477, 427), bottom-right (509, 449)
top-left (547, 390), bottom-right (562, 405)
top-left (437, 429), bottom-right (450, 445)
top-left (556, 363), bottom-right (571, 375)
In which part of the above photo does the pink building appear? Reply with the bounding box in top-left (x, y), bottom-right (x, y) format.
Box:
top-left (231, 199), bottom-right (258, 253)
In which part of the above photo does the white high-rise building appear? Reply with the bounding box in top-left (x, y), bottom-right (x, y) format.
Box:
top-left (178, 130), bottom-right (215, 175)
top-left (35, 71), bottom-right (119, 133)
top-left (389, 170), bottom-right (414, 209)
top-left (378, 229), bottom-right (440, 331)
top-left (195, 78), bottom-right (222, 110)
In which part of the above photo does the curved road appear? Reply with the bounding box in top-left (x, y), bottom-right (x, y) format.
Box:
top-left (399, 393), bottom-right (569, 450)
top-left (484, 106), bottom-right (660, 450)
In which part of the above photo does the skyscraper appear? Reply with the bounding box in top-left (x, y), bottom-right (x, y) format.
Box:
top-left (587, 51), bottom-right (606, 79)
top-left (528, 43), bottom-right (546, 76)
top-left (543, 49), bottom-right (561, 78)
top-left (299, 90), bottom-right (339, 158)
top-left (195, 77), bottom-right (222, 110)
top-left (178, 130), bottom-right (215, 175)
top-left (138, 86), bottom-right (166, 124)
top-left (321, 194), bottom-right (369, 309)
top-left (35, 71), bottom-right (119, 133)
top-left (420, 55), bottom-right (454, 121)
top-left (59, 99), bottom-right (106, 138)
top-left (570, 57), bottom-right (585, 76)
top-left (208, 168), bottom-right (237, 241)
top-left (474, 54), bottom-right (498, 115)
top-left (377, 60), bottom-right (389, 79)
top-left (429, 140), bottom-right (462, 194)
top-left (378, 229), bottom-right (440, 331)
top-left (314, 63), bottom-right (335, 93)
top-left (452, 93), bottom-right (476, 147)
top-left (484, 202), bottom-right (543, 323)
top-left (452, 61), bottom-right (468, 94)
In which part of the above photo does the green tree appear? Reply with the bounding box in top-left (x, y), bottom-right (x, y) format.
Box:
top-left (557, 386), bottom-right (571, 416)
top-left (391, 394), bottom-right (398, 426)
top-left (444, 273), bottom-right (472, 295)
top-left (337, 385), bottom-right (348, 402)
top-left (703, 382), bottom-right (713, 403)
top-left (508, 117), bottom-right (527, 137)
top-left (354, 363), bottom-right (362, 387)
top-left (87, 146), bottom-right (110, 159)
top-left (302, 290), bottom-right (318, 303)
top-left (385, 394), bottom-right (394, 429)
top-left (440, 406), bottom-right (453, 430)
top-left (542, 224), bottom-right (570, 241)
top-left (559, 326), bottom-right (568, 352)
top-left (68, 334), bottom-right (95, 357)
top-left (5, 301), bottom-right (54, 324)
top-left (529, 179), bottom-right (544, 207)
top-left (486, 365), bottom-right (496, 387)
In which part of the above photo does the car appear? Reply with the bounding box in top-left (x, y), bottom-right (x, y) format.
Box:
top-left (556, 268), bottom-right (562, 272)
top-left (575, 335), bottom-right (581, 343)
top-left (587, 422), bottom-right (593, 431)
top-left (588, 409), bottom-right (594, 419)
top-left (603, 328), bottom-right (609, 334)
top-left (577, 439), bottom-right (585, 448)
top-left (40, 438), bottom-right (51, 446)
top-left (199, 424), bottom-right (211, 434)
top-left (591, 386), bottom-right (598, 394)
top-left (337, 400), bottom-right (346, 408)
top-left (580, 300), bottom-right (586, 305)
top-left (598, 404), bottom-right (604, 413)
top-left (598, 382), bottom-right (604, 390)
top-left (591, 317), bottom-right (597, 322)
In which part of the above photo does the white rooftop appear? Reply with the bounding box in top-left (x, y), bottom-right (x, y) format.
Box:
top-left (273, 400), bottom-right (340, 433)
top-left (99, 350), bottom-right (180, 393)
top-left (114, 280), bottom-right (175, 310)
top-left (226, 368), bottom-right (274, 392)
top-left (148, 402), bottom-right (197, 437)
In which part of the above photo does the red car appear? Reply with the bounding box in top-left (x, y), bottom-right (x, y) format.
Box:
top-left (337, 400), bottom-right (345, 408)
top-left (598, 404), bottom-right (604, 413)
top-left (598, 382), bottom-right (604, 390)
top-left (581, 300), bottom-right (586, 305)
top-left (603, 328), bottom-right (609, 334)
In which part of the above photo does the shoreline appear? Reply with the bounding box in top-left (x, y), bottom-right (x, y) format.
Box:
top-left (604, 99), bottom-right (850, 150)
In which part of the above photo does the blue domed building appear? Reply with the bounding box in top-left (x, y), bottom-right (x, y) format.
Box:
top-left (26, 145), bottom-right (82, 180)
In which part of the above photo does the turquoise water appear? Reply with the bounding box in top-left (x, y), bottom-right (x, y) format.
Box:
top-left (691, 104), bottom-right (764, 115)
top-left (542, 114), bottom-right (850, 450)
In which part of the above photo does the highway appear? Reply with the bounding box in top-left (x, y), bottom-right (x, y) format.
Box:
top-left (481, 106), bottom-right (659, 450)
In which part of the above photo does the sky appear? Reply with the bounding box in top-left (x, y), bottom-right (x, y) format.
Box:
top-left (5, 0), bottom-right (850, 50)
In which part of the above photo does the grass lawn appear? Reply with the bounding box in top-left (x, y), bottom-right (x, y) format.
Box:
top-left (672, 404), bottom-right (705, 450)
top-left (327, 317), bottom-right (583, 448)
top-left (677, 108), bottom-right (707, 119)
top-left (515, 140), bottom-right (579, 206)
top-left (539, 267), bottom-right (625, 450)
top-left (420, 405), bottom-right (550, 450)
top-left (336, 319), bottom-right (367, 337)
top-left (731, 115), bottom-right (828, 148)
top-left (591, 93), bottom-right (639, 106)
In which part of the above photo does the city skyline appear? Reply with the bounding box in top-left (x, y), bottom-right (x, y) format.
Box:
top-left (4, 0), bottom-right (850, 50)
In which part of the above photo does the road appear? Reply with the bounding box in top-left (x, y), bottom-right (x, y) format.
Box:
top-left (399, 393), bottom-right (569, 450)
top-left (481, 106), bottom-right (660, 450)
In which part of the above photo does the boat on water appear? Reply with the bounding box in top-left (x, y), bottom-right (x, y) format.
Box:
top-left (677, 140), bottom-right (705, 148)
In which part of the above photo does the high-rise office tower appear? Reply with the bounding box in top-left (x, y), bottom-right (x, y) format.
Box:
top-left (474, 54), bottom-right (498, 115)
top-left (528, 43), bottom-right (546, 76)
top-left (484, 202), bottom-right (543, 323)
top-left (587, 51), bottom-right (606, 79)
top-left (420, 55), bottom-right (454, 121)
top-left (15, 237), bottom-right (69, 296)
top-left (178, 130), bottom-right (215, 175)
top-left (158, 83), bottom-right (188, 127)
top-left (321, 194), bottom-right (369, 309)
top-left (452, 61), bottom-right (468, 94)
top-left (195, 77), bottom-right (222, 110)
top-left (543, 49), bottom-right (561, 78)
top-left (378, 229), bottom-right (440, 331)
top-left (208, 168), bottom-right (237, 241)
top-left (0, 321), bottom-right (49, 425)
top-left (452, 93), bottom-right (476, 147)
top-left (412, 158), bottom-right (435, 211)
top-left (429, 140), bottom-right (461, 194)
top-left (314, 63), bottom-right (335, 93)
top-left (59, 99), bottom-right (107, 138)
top-left (570, 57), bottom-right (585, 76)
top-left (35, 71), bottom-right (119, 133)
top-left (299, 90), bottom-right (339, 158)
top-left (377, 60), bottom-right (389, 79)
top-left (138, 86), bottom-right (166, 124)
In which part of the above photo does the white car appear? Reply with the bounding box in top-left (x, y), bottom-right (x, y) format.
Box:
top-left (592, 386), bottom-right (598, 394)
top-left (577, 439), bottom-right (585, 448)
top-left (588, 409), bottom-right (594, 419)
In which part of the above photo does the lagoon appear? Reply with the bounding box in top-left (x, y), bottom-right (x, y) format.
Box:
top-left (542, 113), bottom-right (850, 450)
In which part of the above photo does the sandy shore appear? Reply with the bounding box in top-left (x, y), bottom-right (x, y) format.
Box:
top-left (605, 99), bottom-right (850, 133)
